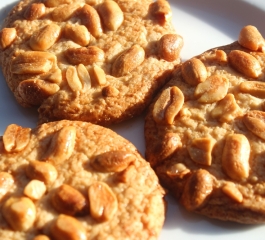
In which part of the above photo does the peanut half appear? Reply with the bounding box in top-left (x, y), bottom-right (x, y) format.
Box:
top-left (91, 151), bottom-right (135, 172)
top-left (243, 110), bottom-right (265, 140)
top-left (97, 0), bottom-right (124, 31)
top-left (194, 75), bottom-right (229, 103)
top-left (151, 0), bottom-right (172, 24)
top-left (181, 58), bottom-right (207, 86)
top-left (238, 25), bottom-right (265, 52)
top-left (239, 81), bottom-right (265, 98)
top-left (63, 24), bottom-right (90, 47)
top-left (3, 124), bottom-right (31, 153)
top-left (24, 3), bottom-right (46, 21)
top-left (0, 172), bottom-right (14, 200)
top-left (153, 86), bottom-right (184, 124)
top-left (0, 28), bottom-right (17, 49)
top-left (112, 45), bottom-right (145, 77)
top-left (228, 50), bottom-right (262, 78)
top-left (222, 134), bottom-right (250, 181)
top-left (222, 182), bottom-right (243, 203)
top-left (88, 181), bottom-right (117, 222)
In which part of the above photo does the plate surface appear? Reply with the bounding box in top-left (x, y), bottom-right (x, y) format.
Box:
top-left (0, 0), bottom-right (265, 239)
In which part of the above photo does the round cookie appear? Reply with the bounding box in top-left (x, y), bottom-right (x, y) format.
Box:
top-left (0, 120), bottom-right (165, 239)
top-left (0, 0), bottom-right (183, 125)
top-left (145, 25), bottom-right (265, 224)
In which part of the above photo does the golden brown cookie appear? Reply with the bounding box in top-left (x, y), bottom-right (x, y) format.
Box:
top-left (0, 120), bottom-right (165, 239)
top-left (0, 0), bottom-right (183, 125)
top-left (145, 25), bottom-right (265, 224)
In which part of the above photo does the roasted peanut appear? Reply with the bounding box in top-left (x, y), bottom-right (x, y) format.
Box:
top-left (12, 51), bottom-right (56, 74)
top-left (91, 151), bottom-right (135, 172)
top-left (112, 45), bottom-right (145, 77)
top-left (52, 184), bottom-right (87, 216)
top-left (188, 138), bottom-right (215, 166)
top-left (77, 64), bottom-right (91, 89)
top-left (228, 50), bottom-right (262, 78)
top-left (3, 197), bottom-right (36, 231)
top-left (91, 65), bottom-right (106, 86)
top-left (222, 182), bottom-right (243, 203)
top-left (181, 169), bottom-right (213, 211)
top-left (79, 4), bottom-right (103, 38)
top-left (151, 0), bottom-right (172, 24)
top-left (65, 46), bottom-right (105, 65)
top-left (238, 25), bottom-right (265, 52)
top-left (153, 86), bottom-right (184, 124)
top-left (26, 160), bottom-right (58, 185)
top-left (194, 75), bottom-right (229, 103)
top-left (24, 3), bottom-right (46, 21)
top-left (3, 124), bottom-right (31, 153)
top-left (97, 0), bottom-right (124, 31)
top-left (44, 126), bottom-right (76, 164)
top-left (0, 172), bottom-right (14, 200)
top-left (0, 28), bottom-right (16, 49)
top-left (51, 3), bottom-right (80, 22)
top-left (166, 163), bottom-right (190, 179)
top-left (30, 24), bottom-right (61, 51)
top-left (239, 81), bottom-right (265, 98)
top-left (17, 79), bottom-right (60, 106)
top-left (158, 34), bottom-right (183, 62)
top-left (222, 134), bottom-right (250, 181)
top-left (211, 93), bottom-right (242, 122)
top-left (50, 214), bottom-right (86, 240)
top-left (64, 24), bottom-right (90, 46)
top-left (33, 235), bottom-right (50, 240)
top-left (181, 58), bottom-right (207, 86)
top-left (243, 110), bottom-right (265, 140)
top-left (24, 180), bottom-right (46, 200)
top-left (66, 66), bottom-right (83, 91)
top-left (88, 181), bottom-right (117, 222)
top-left (102, 86), bottom-right (119, 97)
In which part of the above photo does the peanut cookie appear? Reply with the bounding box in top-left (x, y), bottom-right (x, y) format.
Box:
top-left (0, 0), bottom-right (183, 125)
top-left (145, 25), bottom-right (265, 224)
top-left (0, 120), bottom-right (165, 239)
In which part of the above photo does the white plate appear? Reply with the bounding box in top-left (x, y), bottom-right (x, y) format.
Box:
top-left (0, 0), bottom-right (265, 239)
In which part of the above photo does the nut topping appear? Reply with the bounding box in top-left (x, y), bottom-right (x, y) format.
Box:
top-left (65, 46), bottom-right (105, 65)
top-left (3, 197), bottom-right (36, 231)
top-left (88, 181), bottom-right (117, 222)
top-left (153, 86), bottom-right (184, 124)
top-left (222, 182), bottom-right (243, 203)
top-left (194, 75), bottom-right (229, 103)
top-left (239, 81), bottom-right (265, 98)
top-left (222, 134), bottom-right (250, 181)
top-left (12, 51), bottom-right (56, 74)
top-left (52, 184), bottom-right (87, 216)
top-left (91, 151), bottom-right (135, 172)
top-left (66, 66), bottom-right (83, 91)
top-left (228, 50), bottom-right (262, 78)
top-left (112, 45), bottom-right (145, 77)
top-left (243, 110), bottom-right (265, 140)
top-left (238, 25), bottom-right (265, 52)
top-left (30, 24), bottom-right (61, 51)
top-left (26, 160), bottom-right (58, 185)
top-left (77, 64), bottom-right (91, 89)
top-left (0, 172), bottom-right (14, 200)
top-left (17, 79), bottom-right (60, 106)
top-left (98, 0), bottom-right (124, 31)
top-left (64, 24), bottom-right (90, 47)
top-left (33, 235), bottom-right (50, 240)
top-left (24, 3), bottom-right (46, 21)
top-left (187, 138), bottom-right (215, 166)
top-left (102, 86), bottom-right (119, 97)
top-left (181, 169), bottom-right (214, 211)
top-left (44, 126), bottom-right (76, 164)
top-left (181, 58), bottom-right (207, 86)
top-left (152, 0), bottom-right (172, 24)
top-left (3, 124), bottom-right (31, 153)
top-left (211, 93), bottom-right (242, 122)
top-left (51, 4), bottom-right (80, 22)
top-left (0, 28), bottom-right (17, 49)
top-left (79, 4), bottom-right (103, 38)
top-left (158, 34), bottom-right (183, 62)
top-left (24, 180), bottom-right (46, 200)
top-left (91, 65), bottom-right (106, 86)
top-left (166, 163), bottom-right (190, 179)
top-left (51, 214), bottom-right (86, 240)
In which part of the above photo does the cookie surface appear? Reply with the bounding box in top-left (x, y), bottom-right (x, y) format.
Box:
top-left (145, 25), bottom-right (265, 223)
top-left (0, 0), bottom-right (183, 125)
top-left (0, 120), bottom-right (165, 239)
